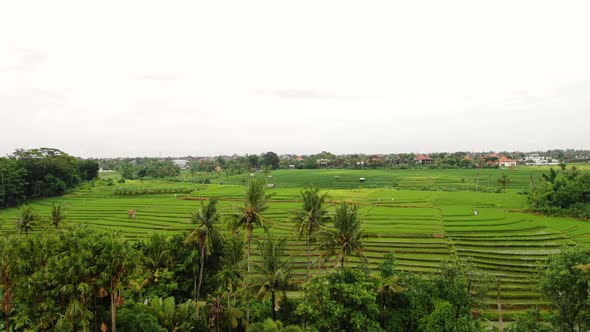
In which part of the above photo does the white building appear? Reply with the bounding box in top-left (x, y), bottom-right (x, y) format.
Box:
top-left (172, 159), bottom-right (189, 169)
top-left (524, 154), bottom-right (560, 166)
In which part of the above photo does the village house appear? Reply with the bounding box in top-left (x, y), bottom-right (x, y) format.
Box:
top-left (415, 154), bottom-right (434, 165)
top-left (498, 156), bottom-right (517, 167)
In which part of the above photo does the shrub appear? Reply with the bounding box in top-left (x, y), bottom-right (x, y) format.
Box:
top-left (113, 185), bottom-right (205, 196)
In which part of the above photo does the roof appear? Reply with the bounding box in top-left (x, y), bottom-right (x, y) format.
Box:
top-left (499, 156), bottom-right (516, 163)
top-left (415, 154), bottom-right (433, 161)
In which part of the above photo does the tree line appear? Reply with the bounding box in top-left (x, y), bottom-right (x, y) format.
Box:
top-left (0, 148), bottom-right (99, 208)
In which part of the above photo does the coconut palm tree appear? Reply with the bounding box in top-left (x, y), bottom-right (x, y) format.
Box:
top-left (16, 204), bottom-right (40, 236)
top-left (293, 186), bottom-right (331, 281)
top-left (49, 202), bottom-right (68, 229)
top-left (230, 179), bottom-right (270, 325)
top-left (216, 235), bottom-right (244, 323)
top-left (322, 202), bottom-right (367, 268)
top-left (376, 275), bottom-right (406, 326)
top-left (187, 198), bottom-right (221, 301)
top-left (253, 234), bottom-right (291, 321)
top-left (99, 232), bottom-right (136, 332)
top-left (497, 174), bottom-right (512, 193)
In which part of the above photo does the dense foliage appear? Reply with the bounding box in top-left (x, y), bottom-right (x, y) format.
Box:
top-left (0, 148), bottom-right (99, 208)
top-left (529, 166), bottom-right (590, 219)
top-left (119, 160), bottom-right (181, 179)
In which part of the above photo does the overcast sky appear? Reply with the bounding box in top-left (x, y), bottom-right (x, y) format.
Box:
top-left (1, 1), bottom-right (589, 158)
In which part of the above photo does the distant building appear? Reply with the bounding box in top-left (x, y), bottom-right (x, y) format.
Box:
top-left (525, 154), bottom-right (560, 166)
top-left (317, 159), bottom-right (330, 167)
top-left (498, 156), bottom-right (517, 167)
top-left (415, 154), bottom-right (434, 165)
top-left (173, 159), bottom-right (189, 169)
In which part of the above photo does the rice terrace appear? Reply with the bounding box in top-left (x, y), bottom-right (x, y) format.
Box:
top-left (2, 163), bottom-right (589, 329)
top-left (3, 2), bottom-right (590, 330)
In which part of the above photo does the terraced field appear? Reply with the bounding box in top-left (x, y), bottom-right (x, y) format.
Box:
top-left (1, 168), bottom-right (588, 320)
top-left (214, 167), bottom-right (551, 191)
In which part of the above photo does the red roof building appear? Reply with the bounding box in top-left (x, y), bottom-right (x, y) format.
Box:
top-left (415, 154), bottom-right (434, 164)
top-left (498, 156), bottom-right (517, 167)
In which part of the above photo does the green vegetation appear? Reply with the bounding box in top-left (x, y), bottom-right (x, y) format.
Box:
top-left (529, 166), bottom-right (590, 219)
top-left (2, 161), bottom-right (590, 330)
top-left (0, 148), bottom-right (99, 207)
top-left (114, 185), bottom-right (204, 196)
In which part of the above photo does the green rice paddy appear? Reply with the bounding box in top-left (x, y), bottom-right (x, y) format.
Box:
top-left (1, 167), bottom-right (589, 319)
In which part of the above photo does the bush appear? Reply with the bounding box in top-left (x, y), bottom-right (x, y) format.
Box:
top-left (113, 185), bottom-right (205, 196)
top-left (118, 305), bottom-right (166, 332)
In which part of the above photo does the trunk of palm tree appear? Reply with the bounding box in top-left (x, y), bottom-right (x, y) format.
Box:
top-left (340, 255), bottom-right (345, 268)
top-left (4, 312), bottom-right (9, 332)
top-left (193, 267), bottom-right (197, 300)
top-left (94, 295), bottom-right (98, 332)
top-left (246, 230), bottom-right (251, 327)
top-left (227, 292), bottom-right (231, 332)
top-left (271, 290), bottom-right (276, 321)
top-left (197, 246), bottom-right (205, 301)
top-left (306, 236), bottom-right (310, 281)
top-left (111, 285), bottom-right (117, 332)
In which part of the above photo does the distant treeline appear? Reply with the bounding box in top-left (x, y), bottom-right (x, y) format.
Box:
top-left (98, 149), bottom-right (590, 174)
top-left (0, 148), bottom-right (99, 208)
top-left (118, 160), bottom-right (181, 179)
top-left (529, 166), bottom-right (590, 219)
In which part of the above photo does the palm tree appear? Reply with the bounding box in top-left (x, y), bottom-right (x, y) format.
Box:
top-left (16, 204), bottom-right (40, 236)
top-left (187, 198), bottom-right (221, 301)
top-left (141, 233), bottom-right (173, 288)
top-left (497, 174), bottom-right (512, 193)
top-left (293, 186), bottom-right (331, 281)
top-left (542, 168), bottom-right (559, 183)
top-left (376, 275), bottom-right (406, 326)
top-left (230, 178), bottom-right (270, 325)
top-left (322, 202), bottom-right (367, 268)
top-left (216, 235), bottom-right (244, 326)
top-left (253, 234), bottom-right (291, 321)
top-left (100, 232), bottom-right (136, 332)
top-left (0, 236), bottom-right (19, 332)
top-left (207, 294), bottom-right (225, 332)
top-left (49, 202), bottom-right (67, 229)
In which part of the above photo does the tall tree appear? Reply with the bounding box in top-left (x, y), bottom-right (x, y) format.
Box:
top-left (293, 186), bottom-right (331, 280)
top-left (261, 152), bottom-right (280, 170)
top-left (497, 174), bottom-right (512, 192)
top-left (216, 235), bottom-right (245, 330)
top-left (322, 202), bottom-right (366, 268)
top-left (253, 234), bottom-right (291, 321)
top-left (540, 246), bottom-right (590, 332)
top-left (187, 198), bottom-right (221, 301)
top-left (230, 179), bottom-right (270, 325)
top-left (99, 232), bottom-right (136, 332)
top-left (49, 202), bottom-right (68, 229)
top-left (16, 204), bottom-right (41, 236)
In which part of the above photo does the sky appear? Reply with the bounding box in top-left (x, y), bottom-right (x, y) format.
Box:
top-left (1, 1), bottom-right (589, 158)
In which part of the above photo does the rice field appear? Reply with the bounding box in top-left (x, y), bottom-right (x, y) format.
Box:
top-left (1, 167), bottom-right (588, 320)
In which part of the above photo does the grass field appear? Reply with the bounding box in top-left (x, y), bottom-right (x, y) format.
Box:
top-left (1, 167), bottom-right (588, 320)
